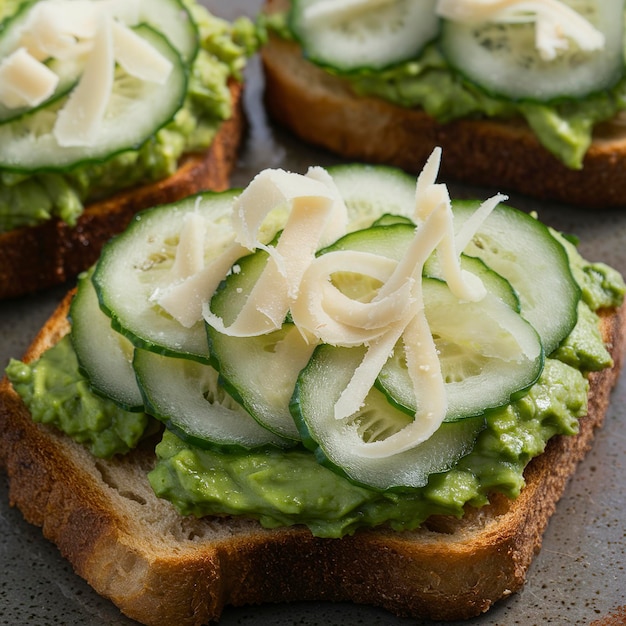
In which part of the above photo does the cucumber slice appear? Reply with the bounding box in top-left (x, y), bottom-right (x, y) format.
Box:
top-left (291, 343), bottom-right (486, 490)
top-left (69, 269), bottom-right (144, 412)
top-left (135, 0), bottom-right (199, 63)
top-left (133, 349), bottom-right (290, 451)
top-left (207, 247), bottom-right (315, 441)
top-left (290, 0), bottom-right (440, 72)
top-left (0, 0), bottom-right (197, 126)
top-left (327, 164), bottom-right (579, 354)
top-left (0, 24), bottom-right (187, 172)
top-left (327, 163), bottom-right (417, 230)
top-left (0, 0), bottom-right (198, 63)
top-left (377, 277), bottom-right (543, 420)
top-left (440, 1), bottom-right (625, 100)
top-left (93, 190), bottom-right (240, 362)
top-left (452, 200), bottom-right (581, 355)
top-left (314, 222), bottom-right (542, 421)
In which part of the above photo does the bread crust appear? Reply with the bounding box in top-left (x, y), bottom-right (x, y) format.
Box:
top-left (1, 290), bottom-right (624, 625)
top-left (0, 81), bottom-right (245, 301)
top-left (260, 12), bottom-right (626, 208)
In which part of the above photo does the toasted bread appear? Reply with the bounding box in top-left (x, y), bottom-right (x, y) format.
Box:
top-left (0, 288), bottom-right (624, 625)
top-left (0, 81), bottom-right (245, 301)
top-left (260, 0), bottom-right (626, 209)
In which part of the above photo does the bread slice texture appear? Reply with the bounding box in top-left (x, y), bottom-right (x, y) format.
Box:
top-left (0, 81), bottom-right (245, 301)
top-left (260, 0), bottom-right (626, 208)
top-left (1, 288), bottom-right (624, 625)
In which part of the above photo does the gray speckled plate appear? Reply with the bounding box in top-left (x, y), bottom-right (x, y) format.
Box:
top-left (1, 2), bottom-right (626, 624)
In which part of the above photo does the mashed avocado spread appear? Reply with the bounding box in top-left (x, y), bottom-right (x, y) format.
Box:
top-left (5, 241), bottom-right (625, 538)
top-left (0, 0), bottom-right (260, 234)
top-left (262, 11), bottom-right (626, 170)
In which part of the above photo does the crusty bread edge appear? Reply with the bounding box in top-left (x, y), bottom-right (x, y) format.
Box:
top-left (0, 81), bottom-right (245, 300)
top-left (0, 291), bottom-right (625, 625)
top-left (260, 25), bottom-right (626, 208)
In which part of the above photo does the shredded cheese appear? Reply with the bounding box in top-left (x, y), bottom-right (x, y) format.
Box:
top-left (155, 241), bottom-right (248, 329)
top-left (54, 13), bottom-right (115, 147)
top-left (0, 0), bottom-right (173, 144)
top-left (436, 0), bottom-right (605, 61)
top-left (160, 147), bottom-right (509, 458)
top-left (112, 21), bottom-right (173, 85)
top-left (203, 168), bottom-right (349, 337)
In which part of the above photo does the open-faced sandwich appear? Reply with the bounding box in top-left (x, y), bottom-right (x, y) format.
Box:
top-left (1, 148), bottom-right (625, 624)
top-left (260, 0), bottom-right (626, 207)
top-left (0, 0), bottom-right (260, 299)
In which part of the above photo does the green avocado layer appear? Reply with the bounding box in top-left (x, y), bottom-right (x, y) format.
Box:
top-left (5, 238), bottom-right (624, 538)
top-left (261, 10), bottom-right (626, 170)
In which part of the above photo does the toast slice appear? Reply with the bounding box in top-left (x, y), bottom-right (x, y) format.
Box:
top-left (1, 290), bottom-right (624, 625)
top-left (0, 81), bottom-right (245, 301)
top-left (260, 0), bottom-right (626, 208)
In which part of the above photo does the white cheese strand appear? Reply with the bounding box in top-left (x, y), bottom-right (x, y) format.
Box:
top-left (205, 169), bottom-right (349, 337)
top-left (152, 210), bottom-right (251, 330)
top-left (331, 202), bottom-right (450, 429)
top-left (19, 1), bottom-right (89, 60)
top-left (454, 192), bottom-right (507, 252)
top-left (54, 13), bottom-right (115, 147)
top-left (293, 198), bottom-right (451, 442)
top-left (303, 166), bottom-right (349, 247)
top-left (112, 21), bottom-right (172, 84)
top-left (332, 319), bottom-right (408, 424)
top-left (231, 168), bottom-right (347, 252)
top-left (290, 250), bottom-right (410, 346)
top-left (436, 0), bottom-right (605, 61)
top-left (0, 48), bottom-right (59, 108)
top-left (413, 147), bottom-right (487, 302)
top-left (375, 311), bottom-right (447, 454)
top-left (155, 241), bottom-right (248, 329)
top-left (170, 212), bottom-right (208, 282)
top-left (330, 308), bottom-right (447, 459)
top-left (19, 0), bottom-right (141, 56)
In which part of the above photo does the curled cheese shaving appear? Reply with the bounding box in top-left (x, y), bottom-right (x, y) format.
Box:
top-left (436, 0), bottom-right (605, 61)
top-left (198, 148), bottom-right (507, 457)
top-left (152, 208), bottom-right (248, 329)
top-left (203, 168), bottom-right (349, 337)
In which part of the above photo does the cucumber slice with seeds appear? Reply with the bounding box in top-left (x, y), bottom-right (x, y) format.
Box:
top-left (440, 1), bottom-right (625, 101)
top-left (327, 163), bottom-right (417, 230)
top-left (0, 0), bottom-right (197, 126)
top-left (315, 222), bottom-right (543, 421)
top-left (134, 349), bottom-right (290, 451)
top-left (70, 269), bottom-right (144, 412)
top-left (452, 199), bottom-right (580, 355)
top-left (377, 277), bottom-right (543, 420)
top-left (93, 190), bottom-right (240, 362)
top-left (291, 343), bottom-right (486, 491)
top-left (207, 246), bottom-right (315, 441)
top-left (0, 24), bottom-right (187, 173)
top-left (290, 0), bottom-right (440, 72)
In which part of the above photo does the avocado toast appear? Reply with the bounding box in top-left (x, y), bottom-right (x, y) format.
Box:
top-left (1, 145), bottom-right (625, 624)
top-left (261, 0), bottom-right (626, 207)
top-left (0, 0), bottom-right (259, 299)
